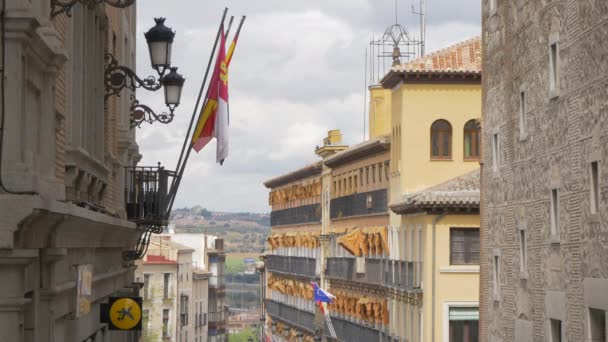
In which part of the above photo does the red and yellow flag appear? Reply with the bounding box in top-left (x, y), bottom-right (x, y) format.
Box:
top-left (192, 25), bottom-right (241, 164)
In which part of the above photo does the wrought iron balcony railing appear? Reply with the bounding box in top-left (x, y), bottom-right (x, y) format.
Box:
top-left (328, 315), bottom-right (382, 342)
top-left (265, 255), bottom-right (318, 278)
top-left (385, 260), bottom-right (423, 292)
top-left (330, 189), bottom-right (388, 219)
top-left (265, 300), bottom-right (316, 333)
top-left (124, 165), bottom-right (176, 228)
top-left (325, 257), bottom-right (423, 292)
top-left (270, 203), bottom-right (321, 226)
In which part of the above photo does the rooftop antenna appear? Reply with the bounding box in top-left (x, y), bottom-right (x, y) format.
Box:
top-left (412, 0), bottom-right (426, 56)
top-left (367, 0), bottom-right (424, 85)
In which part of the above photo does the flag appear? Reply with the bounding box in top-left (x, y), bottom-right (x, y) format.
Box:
top-left (311, 282), bottom-right (337, 338)
top-left (192, 22), bottom-right (241, 164)
top-left (311, 282), bottom-right (335, 304)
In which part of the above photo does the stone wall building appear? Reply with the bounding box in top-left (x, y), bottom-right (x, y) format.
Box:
top-left (0, 1), bottom-right (141, 341)
top-left (481, 1), bottom-right (608, 341)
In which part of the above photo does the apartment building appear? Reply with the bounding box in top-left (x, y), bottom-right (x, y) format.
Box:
top-left (263, 160), bottom-right (324, 342)
top-left (380, 37), bottom-right (482, 342)
top-left (0, 1), bottom-right (141, 341)
top-left (262, 37), bottom-right (482, 342)
top-left (206, 237), bottom-right (229, 342)
top-left (481, 1), bottom-right (608, 341)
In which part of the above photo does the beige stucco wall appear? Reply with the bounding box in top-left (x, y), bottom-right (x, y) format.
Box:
top-left (393, 83), bottom-right (481, 195)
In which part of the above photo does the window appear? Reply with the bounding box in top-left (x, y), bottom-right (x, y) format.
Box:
top-left (492, 132), bottom-right (500, 172)
top-left (431, 119), bottom-right (452, 159)
top-left (550, 42), bottom-right (558, 93)
top-left (519, 229), bottom-right (527, 274)
top-left (372, 165), bottom-right (376, 183)
top-left (360, 169), bottom-right (364, 186)
top-left (70, 5), bottom-right (105, 160)
top-left (366, 167), bottom-right (370, 184)
top-left (493, 254), bottom-right (500, 299)
top-left (589, 308), bottom-right (606, 342)
top-left (489, 0), bottom-right (496, 16)
top-left (143, 274), bottom-right (150, 300)
top-left (550, 319), bottom-right (562, 342)
top-left (348, 176), bottom-right (352, 193)
top-left (463, 120), bottom-right (480, 160)
top-left (180, 295), bottom-right (189, 326)
top-left (450, 228), bottom-right (480, 265)
top-left (163, 309), bottom-right (170, 337)
top-left (519, 91), bottom-right (526, 139)
top-left (143, 309), bottom-right (150, 332)
top-left (449, 307), bottom-right (479, 342)
top-left (164, 273), bottom-right (171, 299)
top-left (353, 175), bottom-right (358, 191)
top-left (550, 188), bottom-right (559, 240)
top-left (591, 161), bottom-right (600, 214)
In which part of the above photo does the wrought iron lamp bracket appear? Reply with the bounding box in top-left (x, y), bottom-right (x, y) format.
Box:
top-left (51, 0), bottom-right (136, 18)
top-left (130, 97), bottom-right (175, 128)
top-left (104, 53), bottom-right (162, 100)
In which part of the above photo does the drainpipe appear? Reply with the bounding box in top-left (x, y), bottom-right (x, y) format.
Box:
top-left (431, 211), bottom-right (447, 342)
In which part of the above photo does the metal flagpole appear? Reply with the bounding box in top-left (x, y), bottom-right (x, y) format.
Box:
top-left (167, 15), bottom-right (246, 216)
top-left (166, 8), bottom-right (228, 215)
top-left (168, 8), bottom-right (228, 199)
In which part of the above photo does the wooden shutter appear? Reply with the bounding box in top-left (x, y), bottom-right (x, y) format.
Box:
top-left (450, 229), bottom-right (466, 265)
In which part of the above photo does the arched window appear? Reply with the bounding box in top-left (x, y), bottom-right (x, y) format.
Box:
top-left (464, 119), bottom-right (481, 160)
top-left (431, 119), bottom-right (452, 159)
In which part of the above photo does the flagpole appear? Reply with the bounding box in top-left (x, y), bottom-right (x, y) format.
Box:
top-left (167, 15), bottom-right (246, 213)
top-left (167, 8), bottom-right (228, 215)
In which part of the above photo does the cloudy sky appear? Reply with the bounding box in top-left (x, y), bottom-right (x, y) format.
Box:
top-left (136, 0), bottom-right (481, 213)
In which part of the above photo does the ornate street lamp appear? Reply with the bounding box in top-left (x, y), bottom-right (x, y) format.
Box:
top-left (145, 18), bottom-right (175, 76)
top-left (51, 0), bottom-right (135, 18)
top-left (162, 67), bottom-right (186, 113)
top-left (130, 98), bottom-right (174, 128)
top-left (104, 18), bottom-right (186, 127)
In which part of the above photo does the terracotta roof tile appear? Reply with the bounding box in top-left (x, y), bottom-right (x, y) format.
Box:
top-left (393, 36), bottom-right (482, 74)
top-left (390, 169), bottom-right (480, 214)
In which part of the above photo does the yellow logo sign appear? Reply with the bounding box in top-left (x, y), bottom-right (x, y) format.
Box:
top-left (109, 297), bottom-right (142, 330)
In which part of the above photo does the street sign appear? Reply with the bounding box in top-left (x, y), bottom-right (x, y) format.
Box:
top-left (101, 297), bottom-right (143, 331)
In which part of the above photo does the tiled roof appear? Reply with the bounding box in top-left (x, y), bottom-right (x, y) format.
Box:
top-left (395, 36), bottom-right (482, 74)
top-left (263, 161), bottom-right (322, 189)
top-left (323, 135), bottom-right (390, 168)
top-left (145, 255), bottom-right (177, 264)
top-left (390, 169), bottom-right (480, 214)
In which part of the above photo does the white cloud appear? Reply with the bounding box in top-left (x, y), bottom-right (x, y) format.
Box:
top-left (133, 0), bottom-right (480, 212)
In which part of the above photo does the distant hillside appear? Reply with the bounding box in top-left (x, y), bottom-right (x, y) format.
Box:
top-left (170, 206), bottom-right (270, 253)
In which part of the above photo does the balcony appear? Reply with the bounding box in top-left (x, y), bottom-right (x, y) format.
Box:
top-left (330, 189), bottom-right (388, 219)
top-left (385, 260), bottom-right (423, 292)
top-left (208, 307), bottom-right (229, 335)
top-left (265, 300), bottom-right (316, 333)
top-left (124, 165), bottom-right (176, 226)
top-left (266, 255), bottom-right (318, 278)
top-left (325, 258), bottom-right (423, 292)
top-left (329, 315), bottom-right (382, 342)
top-left (270, 204), bottom-right (321, 226)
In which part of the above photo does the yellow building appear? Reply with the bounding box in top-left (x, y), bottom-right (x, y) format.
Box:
top-left (261, 37), bottom-right (482, 342)
top-left (380, 37), bottom-right (482, 342)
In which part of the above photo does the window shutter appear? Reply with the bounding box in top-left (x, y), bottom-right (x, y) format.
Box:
top-left (451, 229), bottom-right (466, 264)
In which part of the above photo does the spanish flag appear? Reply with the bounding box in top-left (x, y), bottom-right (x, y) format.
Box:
top-left (192, 25), bottom-right (240, 164)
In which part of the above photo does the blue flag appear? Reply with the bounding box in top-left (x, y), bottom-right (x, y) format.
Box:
top-left (311, 282), bottom-right (335, 304)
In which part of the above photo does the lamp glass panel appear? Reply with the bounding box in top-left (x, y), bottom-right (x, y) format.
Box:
top-left (165, 84), bottom-right (181, 106)
top-left (149, 41), bottom-right (169, 67)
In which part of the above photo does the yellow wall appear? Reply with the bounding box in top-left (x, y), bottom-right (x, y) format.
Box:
top-left (401, 214), bottom-right (480, 342)
top-left (395, 83), bottom-right (481, 194)
top-left (368, 86), bottom-right (392, 139)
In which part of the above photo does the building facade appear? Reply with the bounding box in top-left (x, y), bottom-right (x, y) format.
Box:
top-left (206, 237), bottom-right (228, 342)
top-left (263, 160), bottom-right (324, 342)
top-left (481, 1), bottom-right (608, 341)
top-left (381, 37), bottom-right (482, 342)
top-left (0, 1), bottom-right (141, 341)
top-left (262, 37), bottom-right (482, 342)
